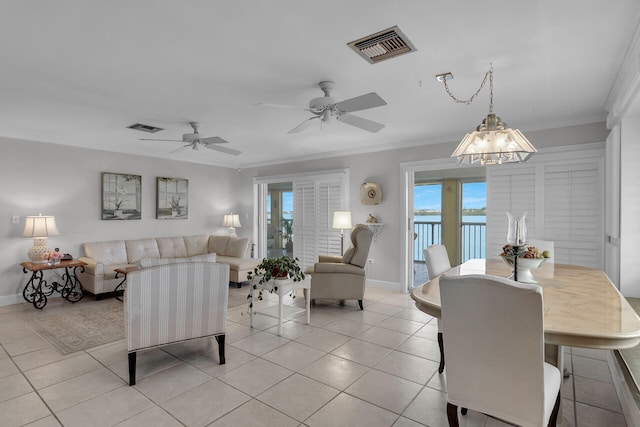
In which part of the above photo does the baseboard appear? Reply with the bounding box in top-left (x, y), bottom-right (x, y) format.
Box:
top-left (609, 351), bottom-right (640, 426)
top-left (0, 293), bottom-right (25, 307)
top-left (365, 279), bottom-right (401, 291)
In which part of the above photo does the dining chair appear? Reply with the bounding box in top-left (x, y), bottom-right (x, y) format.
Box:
top-left (423, 244), bottom-right (451, 374)
top-left (440, 274), bottom-right (561, 427)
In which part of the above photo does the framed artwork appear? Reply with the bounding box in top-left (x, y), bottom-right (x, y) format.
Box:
top-left (157, 177), bottom-right (188, 219)
top-left (101, 173), bottom-right (142, 220)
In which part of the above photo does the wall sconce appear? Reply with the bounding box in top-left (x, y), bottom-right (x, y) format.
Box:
top-left (223, 213), bottom-right (241, 235)
top-left (332, 211), bottom-right (352, 255)
top-left (22, 214), bottom-right (59, 263)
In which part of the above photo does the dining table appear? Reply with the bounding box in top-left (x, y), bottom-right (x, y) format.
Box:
top-left (411, 258), bottom-right (640, 426)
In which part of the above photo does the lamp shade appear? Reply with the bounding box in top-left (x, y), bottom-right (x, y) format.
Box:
top-left (332, 211), bottom-right (352, 230)
top-left (451, 113), bottom-right (537, 166)
top-left (223, 213), bottom-right (241, 228)
top-left (22, 214), bottom-right (59, 238)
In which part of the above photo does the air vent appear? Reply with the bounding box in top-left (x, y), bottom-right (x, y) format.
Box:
top-left (347, 26), bottom-right (417, 64)
top-left (127, 123), bottom-right (164, 133)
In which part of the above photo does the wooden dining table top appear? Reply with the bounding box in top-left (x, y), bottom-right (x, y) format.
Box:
top-left (411, 258), bottom-right (640, 350)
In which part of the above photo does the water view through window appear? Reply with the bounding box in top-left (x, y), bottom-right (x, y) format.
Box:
top-left (414, 181), bottom-right (486, 262)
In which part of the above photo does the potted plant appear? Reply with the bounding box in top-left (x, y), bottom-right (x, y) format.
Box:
top-left (245, 255), bottom-right (305, 310)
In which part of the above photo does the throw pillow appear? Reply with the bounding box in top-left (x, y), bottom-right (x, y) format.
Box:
top-left (208, 235), bottom-right (230, 255)
top-left (225, 237), bottom-right (249, 258)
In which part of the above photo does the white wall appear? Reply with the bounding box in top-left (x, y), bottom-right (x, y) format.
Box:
top-left (619, 115), bottom-right (640, 296)
top-left (0, 137), bottom-right (244, 305)
top-left (245, 122), bottom-right (608, 290)
top-left (1, 122), bottom-right (607, 304)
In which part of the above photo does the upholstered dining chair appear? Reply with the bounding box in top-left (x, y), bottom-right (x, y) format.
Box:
top-left (440, 274), bottom-right (561, 427)
top-left (305, 224), bottom-right (373, 310)
top-left (423, 244), bottom-right (452, 374)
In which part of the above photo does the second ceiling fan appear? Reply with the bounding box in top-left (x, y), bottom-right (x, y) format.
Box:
top-left (264, 81), bottom-right (387, 134)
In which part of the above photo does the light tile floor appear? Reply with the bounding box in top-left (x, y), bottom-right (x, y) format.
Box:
top-left (0, 285), bottom-right (629, 427)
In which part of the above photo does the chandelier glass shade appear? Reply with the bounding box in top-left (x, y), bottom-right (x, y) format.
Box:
top-left (452, 113), bottom-right (537, 166)
top-left (440, 66), bottom-right (536, 166)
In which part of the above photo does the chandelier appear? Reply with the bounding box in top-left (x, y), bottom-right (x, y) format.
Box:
top-left (438, 65), bottom-right (536, 166)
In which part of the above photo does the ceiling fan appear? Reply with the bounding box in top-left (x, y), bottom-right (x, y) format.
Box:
top-left (140, 122), bottom-right (241, 156)
top-left (260, 81), bottom-right (387, 134)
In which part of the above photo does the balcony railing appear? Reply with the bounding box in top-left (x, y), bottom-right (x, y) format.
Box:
top-left (414, 221), bottom-right (486, 262)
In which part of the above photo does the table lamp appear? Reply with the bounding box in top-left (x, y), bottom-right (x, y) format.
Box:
top-left (223, 213), bottom-right (241, 235)
top-left (22, 214), bottom-right (60, 263)
top-left (332, 211), bottom-right (352, 255)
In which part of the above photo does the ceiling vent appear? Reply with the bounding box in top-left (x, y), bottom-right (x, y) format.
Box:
top-left (127, 123), bottom-right (164, 133)
top-left (347, 26), bottom-right (417, 64)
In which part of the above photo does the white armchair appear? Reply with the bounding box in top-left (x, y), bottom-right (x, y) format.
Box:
top-left (125, 260), bottom-right (229, 385)
top-left (306, 224), bottom-right (373, 310)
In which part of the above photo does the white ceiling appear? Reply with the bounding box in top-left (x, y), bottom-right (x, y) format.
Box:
top-left (2, 1), bottom-right (639, 168)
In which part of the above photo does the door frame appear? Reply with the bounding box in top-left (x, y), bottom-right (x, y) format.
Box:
top-left (400, 157), bottom-right (459, 292)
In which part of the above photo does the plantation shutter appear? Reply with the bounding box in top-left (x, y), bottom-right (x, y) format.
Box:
top-left (486, 165), bottom-right (536, 261)
top-left (543, 160), bottom-right (603, 267)
top-left (486, 152), bottom-right (603, 269)
top-left (292, 172), bottom-right (348, 270)
top-left (293, 180), bottom-right (317, 269)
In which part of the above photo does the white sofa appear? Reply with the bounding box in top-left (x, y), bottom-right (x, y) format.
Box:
top-left (78, 234), bottom-right (259, 298)
top-left (126, 257), bottom-right (229, 385)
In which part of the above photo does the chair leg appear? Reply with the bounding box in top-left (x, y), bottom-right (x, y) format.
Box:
top-left (128, 352), bottom-right (136, 386)
top-left (446, 403), bottom-right (460, 427)
top-left (215, 334), bottom-right (226, 364)
top-left (438, 332), bottom-right (445, 373)
top-left (358, 299), bottom-right (363, 310)
top-left (548, 391), bottom-right (561, 427)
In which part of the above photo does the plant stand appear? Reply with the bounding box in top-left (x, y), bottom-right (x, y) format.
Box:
top-left (249, 275), bottom-right (312, 336)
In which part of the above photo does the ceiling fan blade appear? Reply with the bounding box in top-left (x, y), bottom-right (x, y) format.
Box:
top-left (140, 138), bottom-right (184, 142)
top-left (200, 136), bottom-right (229, 145)
top-left (170, 144), bottom-right (192, 154)
top-left (203, 144), bottom-right (242, 156)
top-left (338, 113), bottom-right (385, 133)
top-left (334, 92), bottom-right (387, 113)
top-left (287, 116), bottom-right (319, 134)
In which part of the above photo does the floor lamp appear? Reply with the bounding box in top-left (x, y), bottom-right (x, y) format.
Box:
top-left (332, 211), bottom-right (352, 256)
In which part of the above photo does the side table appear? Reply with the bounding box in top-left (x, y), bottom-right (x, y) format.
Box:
top-left (21, 260), bottom-right (86, 309)
top-left (114, 266), bottom-right (138, 301)
top-left (249, 275), bottom-right (311, 336)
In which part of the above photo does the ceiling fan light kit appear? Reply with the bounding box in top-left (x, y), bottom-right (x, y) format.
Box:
top-left (438, 65), bottom-right (536, 166)
top-left (268, 80), bottom-right (387, 134)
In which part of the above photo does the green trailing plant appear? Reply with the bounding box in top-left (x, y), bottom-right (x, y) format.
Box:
top-left (245, 255), bottom-right (305, 313)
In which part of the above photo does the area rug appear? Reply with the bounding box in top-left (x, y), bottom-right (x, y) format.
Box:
top-left (23, 294), bottom-right (248, 355)
top-left (23, 300), bottom-right (125, 355)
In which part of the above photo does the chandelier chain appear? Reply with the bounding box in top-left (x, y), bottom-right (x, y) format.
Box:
top-left (442, 65), bottom-right (494, 111)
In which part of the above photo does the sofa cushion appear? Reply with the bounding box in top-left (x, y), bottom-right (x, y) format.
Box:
top-left (185, 235), bottom-right (210, 257)
top-left (208, 235), bottom-right (230, 255)
top-left (138, 253), bottom-right (216, 268)
top-left (313, 262), bottom-right (364, 275)
top-left (84, 241), bottom-right (128, 265)
top-left (226, 237), bottom-right (249, 258)
top-left (157, 237), bottom-right (188, 258)
top-left (216, 255), bottom-right (259, 271)
top-left (126, 239), bottom-right (161, 264)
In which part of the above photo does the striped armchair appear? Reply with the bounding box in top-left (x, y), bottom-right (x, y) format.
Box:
top-left (125, 261), bottom-right (230, 385)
